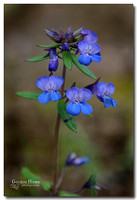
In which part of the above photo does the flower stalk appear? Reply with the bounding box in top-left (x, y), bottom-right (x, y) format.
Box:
top-left (52, 64), bottom-right (66, 195)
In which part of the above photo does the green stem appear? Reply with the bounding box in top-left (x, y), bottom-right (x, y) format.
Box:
top-left (52, 65), bottom-right (66, 195)
top-left (55, 165), bottom-right (66, 190)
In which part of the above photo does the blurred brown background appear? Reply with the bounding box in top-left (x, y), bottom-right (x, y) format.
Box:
top-left (4, 4), bottom-right (134, 197)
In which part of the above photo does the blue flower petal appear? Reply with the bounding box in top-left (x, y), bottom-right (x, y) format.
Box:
top-left (95, 52), bottom-right (101, 56)
top-left (50, 91), bottom-right (62, 101)
top-left (106, 82), bottom-right (115, 96)
top-left (66, 152), bottom-right (77, 165)
top-left (83, 30), bottom-right (98, 42)
top-left (72, 157), bottom-right (91, 166)
top-left (36, 76), bottom-right (49, 91)
top-left (103, 97), bottom-right (113, 108)
top-left (49, 59), bottom-right (58, 72)
top-left (38, 92), bottom-right (51, 104)
top-left (95, 82), bottom-right (107, 97)
top-left (66, 102), bottom-right (81, 116)
top-left (78, 55), bottom-right (91, 66)
top-left (80, 102), bottom-right (93, 115)
top-left (49, 48), bottom-right (57, 59)
top-left (88, 42), bottom-right (101, 54)
top-left (112, 98), bottom-right (117, 107)
top-left (78, 40), bottom-right (89, 54)
top-left (79, 88), bottom-right (92, 102)
top-left (66, 87), bottom-right (79, 102)
top-left (90, 54), bottom-right (102, 63)
top-left (49, 75), bottom-right (64, 90)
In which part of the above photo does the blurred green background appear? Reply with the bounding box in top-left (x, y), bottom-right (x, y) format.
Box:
top-left (4, 4), bottom-right (134, 197)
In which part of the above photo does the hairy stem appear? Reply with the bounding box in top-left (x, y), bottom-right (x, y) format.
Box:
top-left (52, 65), bottom-right (66, 195)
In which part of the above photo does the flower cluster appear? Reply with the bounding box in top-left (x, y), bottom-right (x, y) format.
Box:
top-left (43, 26), bottom-right (102, 72)
top-left (36, 26), bottom-right (117, 117)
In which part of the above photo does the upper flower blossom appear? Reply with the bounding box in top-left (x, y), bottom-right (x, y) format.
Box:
top-left (91, 81), bottom-right (117, 108)
top-left (78, 40), bottom-right (102, 66)
top-left (44, 26), bottom-right (85, 44)
top-left (65, 152), bottom-right (91, 166)
top-left (36, 75), bottom-right (63, 104)
top-left (66, 87), bottom-right (93, 116)
top-left (81, 29), bottom-right (98, 42)
top-left (49, 48), bottom-right (58, 72)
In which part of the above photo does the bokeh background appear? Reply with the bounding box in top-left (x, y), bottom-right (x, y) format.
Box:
top-left (4, 4), bottom-right (134, 197)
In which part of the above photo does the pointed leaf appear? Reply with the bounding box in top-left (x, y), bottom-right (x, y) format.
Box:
top-left (62, 51), bottom-right (72, 70)
top-left (57, 99), bottom-right (77, 133)
top-left (59, 191), bottom-right (79, 197)
top-left (41, 181), bottom-right (52, 192)
top-left (22, 167), bottom-right (41, 181)
top-left (16, 92), bottom-right (42, 100)
top-left (22, 167), bottom-right (52, 192)
top-left (71, 54), bottom-right (96, 80)
top-left (73, 27), bottom-right (83, 37)
top-left (26, 53), bottom-right (50, 62)
top-left (37, 44), bottom-right (60, 48)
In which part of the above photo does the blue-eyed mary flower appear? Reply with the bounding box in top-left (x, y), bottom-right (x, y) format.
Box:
top-left (66, 87), bottom-right (93, 116)
top-left (49, 48), bottom-right (58, 72)
top-left (78, 41), bottom-right (102, 66)
top-left (81, 29), bottom-right (98, 42)
top-left (36, 75), bottom-right (63, 104)
top-left (91, 81), bottom-right (117, 108)
top-left (65, 152), bottom-right (91, 166)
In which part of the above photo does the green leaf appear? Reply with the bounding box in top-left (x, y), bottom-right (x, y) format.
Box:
top-left (62, 51), bottom-right (72, 70)
top-left (40, 181), bottom-right (52, 192)
top-left (22, 167), bottom-right (52, 192)
top-left (26, 53), bottom-right (50, 62)
top-left (37, 44), bottom-right (60, 48)
top-left (57, 99), bottom-right (77, 133)
top-left (90, 175), bottom-right (97, 186)
top-left (16, 92), bottom-right (41, 100)
top-left (71, 54), bottom-right (96, 80)
top-left (59, 191), bottom-right (80, 197)
top-left (22, 167), bottom-right (41, 181)
top-left (88, 113), bottom-right (93, 118)
top-left (73, 27), bottom-right (83, 37)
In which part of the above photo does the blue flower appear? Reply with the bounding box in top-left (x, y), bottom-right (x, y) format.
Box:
top-left (92, 81), bottom-right (117, 108)
top-left (66, 87), bottom-right (93, 116)
top-left (62, 42), bottom-right (69, 51)
top-left (78, 41), bottom-right (102, 66)
top-left (66, 152), bottom-right (91, 166)
top-left (82, 175), bottom-right (101, 191)
top-left (49, 48), bottom-right (58, 72)
top-left (36, 75), bottom-right (63, 104)
top-left (81, 29), bottom-right (98, 42)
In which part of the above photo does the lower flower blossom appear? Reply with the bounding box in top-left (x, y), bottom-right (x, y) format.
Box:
top-left (91, 81), bottom-right (117, 108)
top-left (66, 87), bottom-right (93, 116)
top-left (36, 75), bottom-right (63, 104)
top-left (66, 152), bottom-right (91, 166)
